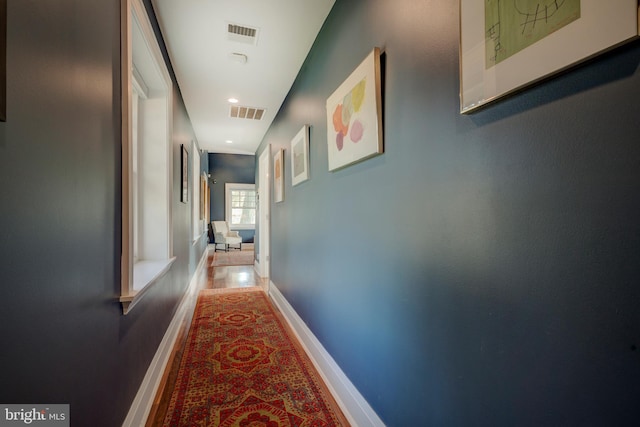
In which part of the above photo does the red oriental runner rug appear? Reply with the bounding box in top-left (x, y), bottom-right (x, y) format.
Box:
top-left (163, 287), bottom-right (350, 426)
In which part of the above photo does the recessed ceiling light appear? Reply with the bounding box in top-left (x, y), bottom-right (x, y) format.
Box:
top-left (228, 98), bottom-right (239, 104)
top-left (225, 140), bottom-right (233, 144)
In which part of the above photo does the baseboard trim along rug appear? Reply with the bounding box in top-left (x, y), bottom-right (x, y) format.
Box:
top-left (162, 287), bottom-right (350, 426)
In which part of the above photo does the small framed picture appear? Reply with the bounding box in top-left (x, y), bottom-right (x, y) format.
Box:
top-left (326, 47), bottom-right (383, 171)
top-left (181, 144), bottom-right (188, 203)
top-left (290, 125), bottom-right (310, 186)
top-left (273, 148), bottom-right (284, 203)
top-left (1, 0), bottom-right (6, 122)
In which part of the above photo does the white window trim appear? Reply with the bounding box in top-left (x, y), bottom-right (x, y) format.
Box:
top-left (225, 183), bottom-right (256, 230)
top-left (120, 0), bottom-right (174, 315)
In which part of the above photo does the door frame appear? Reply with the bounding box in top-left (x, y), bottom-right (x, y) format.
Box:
top-left (256, 145), bottom-right (271, 279)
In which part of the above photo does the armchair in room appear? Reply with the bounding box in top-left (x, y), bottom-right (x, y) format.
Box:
top-left (212, 221), bottom-right (242, 252)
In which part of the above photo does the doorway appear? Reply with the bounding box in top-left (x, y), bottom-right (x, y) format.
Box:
top-left (256, 146), bottom-right (270, 279)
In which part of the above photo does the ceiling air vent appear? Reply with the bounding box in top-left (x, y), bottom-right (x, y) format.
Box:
top-left (230, 105), bottom-right (266, 120)
top-left (227, 23), bottom-right (259, 45)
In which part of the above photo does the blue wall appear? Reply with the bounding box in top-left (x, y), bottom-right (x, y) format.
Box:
top-left (0, 1), bottom-right (206, 426)
top-left (256, 0), bottom-right (640, 425)
top-left (209, 153), bottom-right (256, 242)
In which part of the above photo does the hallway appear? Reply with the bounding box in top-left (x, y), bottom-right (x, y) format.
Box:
top-left (4, 1), bottom-right (640, 424)
top-left (200, 246), bottom-right (268, 292)
top-left (146, 247), bottom-right (268, 426)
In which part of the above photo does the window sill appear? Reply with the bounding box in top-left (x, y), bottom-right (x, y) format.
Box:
top-left (229, 224), bottom-right (256, 231)
top-left (120, 257), bottom-right (176, 315)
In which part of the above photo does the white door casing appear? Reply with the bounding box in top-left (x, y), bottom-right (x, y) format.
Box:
top-left (257, 146), bottom-right (271, 279)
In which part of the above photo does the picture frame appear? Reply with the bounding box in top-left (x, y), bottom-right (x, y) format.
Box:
top-left (200, 172), bottom-right (207, 220)
top-left (1, 0), bottom-right (6, 122)
top-left (326, 47), bottom-right (383, 171)
top-left (181, 144), bottom-right (188, 203)
top-left (460, 0), bottom-right (639, 114)
top-left (273, 148), bottom-right (284, 203)
top-left (290, 125), bottom-right (310, 186)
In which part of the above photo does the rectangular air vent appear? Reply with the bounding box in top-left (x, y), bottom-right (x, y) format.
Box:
top-left (227, 23), bottom-right (259, 45)
top-left (230, 105), bottom-right (265, 120)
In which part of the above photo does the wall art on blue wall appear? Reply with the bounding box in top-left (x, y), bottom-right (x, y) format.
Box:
top-left (273, 148), bottom-right (284, 203)
top-left (0, 0), bottom-right (6, 122)
top-left (326, 47), bottom-right (383, 171)
top-left (181, 144), bottom-right (188, 203)
top-left (200, 172), bottom-right (208, 220)
top-left (460, 0), bottom-right (639, 113)
top-left (291, 125), bottom-right (310, 186)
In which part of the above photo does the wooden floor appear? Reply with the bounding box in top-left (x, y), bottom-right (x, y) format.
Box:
top-left (145, 247), bottom-right (268, 426)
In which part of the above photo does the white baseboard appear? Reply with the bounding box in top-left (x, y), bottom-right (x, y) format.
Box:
top-left (254, 258), bottom-right (269, 279)
top-left (269, 281), bottom-right (385, 427)
top-left (122, 249), bottom-right (207, 427)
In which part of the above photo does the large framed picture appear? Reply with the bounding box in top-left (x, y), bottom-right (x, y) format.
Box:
top-left (291, 125), bottom-right (310, 186)
top-left (326, 47), bottom-right (383, 171)
top-left (180, 144), bottom-right (188, 203)
top-left (460, 0), bottom-right (639, 114)
top-left (273, 148), bottom-right (284, 203)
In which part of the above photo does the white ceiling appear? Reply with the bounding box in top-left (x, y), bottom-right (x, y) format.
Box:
top-left (151, 0), bottom-right (336, 155)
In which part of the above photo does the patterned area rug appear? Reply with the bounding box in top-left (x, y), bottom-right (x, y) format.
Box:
top-left (163, 287), bottom-right (350, 426)
top-left (211, 246), bottom-right (255, 267)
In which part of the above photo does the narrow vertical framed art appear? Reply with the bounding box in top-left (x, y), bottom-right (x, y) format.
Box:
top-left (273, 148), bottom-right (284, 203)
top-left (290, 125), bottom-right (310, 186)
top-left (181, 144), bottom-right (188, 203)
top-left (200, 172), bottom-right (207, 220)
top-left (0, 0), bottom-right (6, 122)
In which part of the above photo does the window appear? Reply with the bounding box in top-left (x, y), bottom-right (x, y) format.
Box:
top-left (120, 0), bottom-right (175, 314)
top-left (131, 86), bottom-right (140, 262)
top-left (225, 183), bottom-right (256, 230)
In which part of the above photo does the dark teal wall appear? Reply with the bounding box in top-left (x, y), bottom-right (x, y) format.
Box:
top-left (0, 1), bottom-right (205, 426)
top-left (209, 153), bottom-right (256, 242)
top-left (256, 0), bottom-right (640, 425)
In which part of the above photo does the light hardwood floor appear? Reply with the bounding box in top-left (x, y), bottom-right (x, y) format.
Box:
top-left (145, 248), bottom-right (267, 426)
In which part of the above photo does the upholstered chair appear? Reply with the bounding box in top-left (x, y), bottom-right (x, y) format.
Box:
top-left (212, 221), bottom-right (242, 252)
